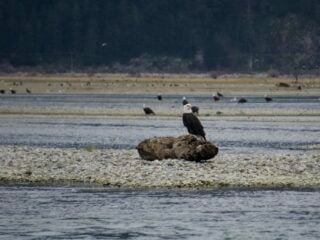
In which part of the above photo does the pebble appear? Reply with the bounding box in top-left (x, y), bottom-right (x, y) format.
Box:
top-left (0, 145), bottom-right (319, 188)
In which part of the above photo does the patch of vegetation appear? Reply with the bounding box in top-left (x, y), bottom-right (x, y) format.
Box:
top-left (83, 145), bottom-right (95, 152)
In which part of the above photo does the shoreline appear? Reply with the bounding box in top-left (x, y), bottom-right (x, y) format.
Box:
top-left (1, 181), bottom-right (320, 192)
top-left (1, 145), bottom-right (319, 189)
top-left (1, 73), bottom-right (319, 95)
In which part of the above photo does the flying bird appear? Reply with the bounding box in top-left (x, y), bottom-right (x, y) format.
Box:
top-left (183, 104), bottom-right (206, 141)
top-left (143, 104), bottom-right (155, 115)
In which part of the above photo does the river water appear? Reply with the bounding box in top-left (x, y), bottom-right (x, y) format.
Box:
top-left (0, 93), bottom-right (320, 239)
top-left (0, 93), bottom-right (320, 153)
top-left (1, 92), bottom-right (320, 110)
top-left (0, 186), bottom-right (320, 240)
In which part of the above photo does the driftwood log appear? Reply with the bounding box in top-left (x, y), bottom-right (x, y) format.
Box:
top-left (136, 134), bottom-right (219, 162)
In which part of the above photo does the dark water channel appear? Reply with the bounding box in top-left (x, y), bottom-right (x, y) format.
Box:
top-left (0, 186), bottom-right (320, 240)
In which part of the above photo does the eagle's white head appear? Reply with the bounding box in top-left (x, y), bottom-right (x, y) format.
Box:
top-left (183, 103), bottom-right (192, 113)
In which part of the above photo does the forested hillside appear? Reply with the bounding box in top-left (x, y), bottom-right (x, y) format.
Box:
top-left (1, 0), bottom-right (320, 73)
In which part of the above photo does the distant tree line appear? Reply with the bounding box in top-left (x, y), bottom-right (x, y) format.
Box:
top-left (1, 0), bottom-right (320, 73)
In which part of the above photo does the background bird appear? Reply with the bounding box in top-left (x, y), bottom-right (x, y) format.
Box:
top-left (238, 97), bottom-right (247, 103)
top-left (191, 105), bottom-right (199, 115)
top-left (217, 92), bottom-right (224, 97)
top-left (182, 96), bottom-right (189, 105)
top-left (143, 104), bottom-right (155, 115)
top-left (182, 96), bottom-right (199, 114)
top-left (212, 94), bottom-right (220, 101)
top-left (264, 95), bottom-right (272, 102)
top-left (157, 95), bottom-right (162, 101)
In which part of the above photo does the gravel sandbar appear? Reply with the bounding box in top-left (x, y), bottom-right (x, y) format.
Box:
top-left (1, 145), bottom-right (319, 188)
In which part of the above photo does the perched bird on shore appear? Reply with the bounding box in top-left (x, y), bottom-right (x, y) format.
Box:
top-left (143, 104), bottom-right (155, 115)
top-left (10, 89), bottom-right (16, 94)
top-left (212, 94), bottom-right (220, 102)
top-left (191, 105), bottom-right (199, 115)
top-left (264, 95), bottom-right (272, 102)
top-left (183, 103), bottom-right (206, 141)
top-left (182, 96), bottom-right (189, 105)
top-left (217, 92), bottom-right (224, 97)
top-left (26, 88), bottom-right (31, 94)
top-left (157, 95), bottom-right (162, 101)
top-left (238, 97), bottom-right (247, 103)
top-left (0, 89), bottom-right (5, 94)
top-left (182, 96), bottom-right (199, 114)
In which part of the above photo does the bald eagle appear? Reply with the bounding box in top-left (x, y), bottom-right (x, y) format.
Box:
top-left (143, 104), bottom-right (155, 115)
top-left (264, 95), bottom-right (272, 102)
top-left (212, 94), bottom-right (220, 102)
top-left (183, 104), bottom-right (206, 141)
top-left (238, 97), bottom-right (247, 103)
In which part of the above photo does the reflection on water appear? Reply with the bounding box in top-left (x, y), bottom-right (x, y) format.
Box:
top-left (0, 186), bottom-right (319, 240)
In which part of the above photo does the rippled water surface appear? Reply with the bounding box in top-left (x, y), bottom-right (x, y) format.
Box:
top-left (0, 116), bottom-right (319, 153)
top-left (0, 93), bottom-right (320, 153)
top-left (1, 93), bottom-right (320, 239)
top-left (0, 186), bottom-right (319, 240)
top-left (0, 92), bottom-right (320, 109)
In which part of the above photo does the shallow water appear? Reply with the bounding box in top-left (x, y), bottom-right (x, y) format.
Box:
top-left (0, 92), bottom-right (320, 110)
top-left (0, 186), bottom-right (319, 240)
top-left (1, 93), bottom-right (320, 153)
top-left (0, 115), bottom-right (319, 153)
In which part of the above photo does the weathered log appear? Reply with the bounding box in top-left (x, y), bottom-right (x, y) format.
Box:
top-left (136, 134), bottom-right (219, 162)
